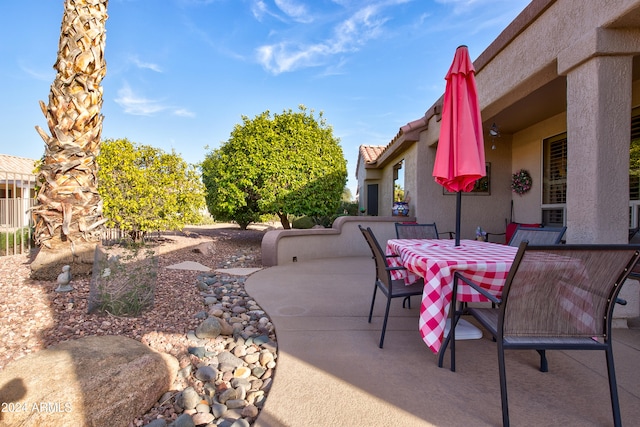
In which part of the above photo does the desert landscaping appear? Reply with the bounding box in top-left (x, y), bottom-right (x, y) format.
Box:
top-left (0, 224), bottom-right (273, 427)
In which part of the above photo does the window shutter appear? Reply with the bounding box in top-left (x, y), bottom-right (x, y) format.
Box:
top-left (630, 113), bottom-right (640, 201)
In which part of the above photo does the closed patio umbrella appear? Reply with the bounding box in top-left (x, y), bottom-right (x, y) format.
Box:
top-left (433, 45), bottom-right (485, 245)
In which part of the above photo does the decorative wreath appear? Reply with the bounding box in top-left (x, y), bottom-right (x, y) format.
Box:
top-left (511, 169), bottom-right (532, 195)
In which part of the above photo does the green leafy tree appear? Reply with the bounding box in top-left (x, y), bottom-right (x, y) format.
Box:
top-left (202, 106), bottom-right (347, 229)
top-left (342, 187), bottom-right (353, 202)
top-left (394, 183), bottom-right (405, 202)
top-left (98, 138), bottom-right (205, 240)
top-left (631, 136), bottom-right (640, 174)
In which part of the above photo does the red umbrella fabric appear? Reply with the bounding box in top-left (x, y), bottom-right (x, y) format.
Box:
top-left (432, 45), bottom-right (485, 245)
top-left (433, 45), bottom-right (485, 193)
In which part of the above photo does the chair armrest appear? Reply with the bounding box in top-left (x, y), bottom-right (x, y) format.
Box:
top-left (386, 266), bottom-right (407, 272)
top-left (454, 272), bottom-right (501, 304)
top-left (441, 231), bottom-right (456, 239)
top-left (485, 231), bottom-right (506, 244)
top-left (485, 232), bottom-right (505, 237)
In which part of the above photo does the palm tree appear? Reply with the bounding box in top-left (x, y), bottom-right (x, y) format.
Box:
top-left (31, 0), bottom-right (109, 279)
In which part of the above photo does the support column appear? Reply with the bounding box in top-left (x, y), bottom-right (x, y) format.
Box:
top-left (565, 55), bottom-right (633, 243)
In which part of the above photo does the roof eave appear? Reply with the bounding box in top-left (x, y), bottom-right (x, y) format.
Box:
top-left (372, 103), bottom-right (441, 169)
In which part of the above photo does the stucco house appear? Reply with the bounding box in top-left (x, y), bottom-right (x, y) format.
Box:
top-left (356, 0), bottom-right (640, 246)
top-left (262, 0), bottom-right (640, 323)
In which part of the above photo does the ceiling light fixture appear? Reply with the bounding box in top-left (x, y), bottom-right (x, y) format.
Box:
top-left (489, 123), bottom-right (500, 150)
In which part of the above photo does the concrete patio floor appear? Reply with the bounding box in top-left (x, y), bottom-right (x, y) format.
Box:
top-left (245, 257), bottom-right (640, 427)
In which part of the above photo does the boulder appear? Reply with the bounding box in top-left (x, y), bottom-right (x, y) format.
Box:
top-left (0, 335), bottom-right (178, 427)
top-left (30, 242), bottom-right (97, 280)
top-left (195, 317), bottom-right (222, 339)
top-left (192, 242), bottom-right (214, 255)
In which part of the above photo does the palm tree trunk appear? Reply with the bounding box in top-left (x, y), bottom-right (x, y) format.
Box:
top-left (31, 0), bottom-right (109, 279)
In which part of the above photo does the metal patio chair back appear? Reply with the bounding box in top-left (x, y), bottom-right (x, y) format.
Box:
top-left (507, 225), bottom-right (566, 246)
top-left (443, 242), bottom-right (640, 427)
top-left (359, 225), bottom-right (424, 348)
top-left (395, 222), bottom-right (439, 239)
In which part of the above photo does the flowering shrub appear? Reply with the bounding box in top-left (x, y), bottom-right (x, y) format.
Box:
top-left (511, 169), bottom-right (532, 195)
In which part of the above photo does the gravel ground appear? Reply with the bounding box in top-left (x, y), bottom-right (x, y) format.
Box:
top-left (0, 223), bottom-right (270, 424)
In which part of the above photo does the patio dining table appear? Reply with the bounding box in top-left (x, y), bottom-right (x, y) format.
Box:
top-left (385, 238), bottom-right (518, 354)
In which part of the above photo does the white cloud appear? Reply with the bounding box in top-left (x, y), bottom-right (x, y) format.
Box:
top-left (251, 0), bottom-right (266, 20)
top-left (178, 0), bottom-right (218, 5)
top-left (251, 0), bottom-right (280, 22)
top-left (129, 55), bottom-right (163, 73)
top-left (274, 0), bottom-right (313, 23)
top-left (114, 83), bottom-right (193, 117)
top-left (173, 108), bottom-right (196, 118)
top-left (115, 84), bottom-right (166, 116)
top-left (435, 0), bottom-right (518, 15)
top-left (435, 0), bottom-right (479, 8)
top-left (257, 42), bottom-right (330, 74)
top-left (333, 5), bottom-right (387, 50)
top-left (251, 0), bottom-right (313, 23)
top-left (18, 62), bottom-right (54, 82)
top-left (256, 3), bottom-right (392, 74)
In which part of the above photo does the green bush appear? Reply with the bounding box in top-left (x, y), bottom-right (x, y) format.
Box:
top-left (98, 138), bottom-right (205, 240)
top-left (337, 201), bottom-right (359, 216)
top-left (201, 106), bottom-right (347, 230)
top-left (310, 201), bottom-right (360, 228)
top-left (290, 201), bottom-right (359, 229)
top-left (0, 228), bottom-right (32, 255)
top-left (89, 244), bottom-right (157, 316)
top-left (292, 216), bottom-right (316, 229)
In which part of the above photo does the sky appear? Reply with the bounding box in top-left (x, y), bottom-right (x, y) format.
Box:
top-left (0, 0), bottom-right (530, 196)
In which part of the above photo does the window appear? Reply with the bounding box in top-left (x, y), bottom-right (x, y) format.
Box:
top-left (629, 110), bottom-right (640, 226)
top-left (542, 133), bottom-right (567, 226)
top-left (542, 108), bottom-right (640, 227)
top-left (630, 113), bottom-right (640, 201)
top-left (393, 160), bottom-right (405, 202)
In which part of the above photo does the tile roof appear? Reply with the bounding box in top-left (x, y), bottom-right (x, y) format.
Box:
top-left (364, 103), bottom-right (442, 174)
top-left (355, 145), bottom-right (386, 179)
top-left (359, 145), bottom-right (386, 164)
top-left (0, 154), bottom-right (37, 177)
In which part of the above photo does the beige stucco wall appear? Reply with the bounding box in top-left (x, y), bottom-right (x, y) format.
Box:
top-left (410, 130), bottom-right (513, 241)
top-left (378, 159), bottom-right (396, 217)
top-left (510, 113), bottom-right (567, 224)
top-left (261, 215), bottom-right (413, 266)
top-left (479, 1), bottom-right (640, 117)
top-left (393, 142), bottom-right (419, 216)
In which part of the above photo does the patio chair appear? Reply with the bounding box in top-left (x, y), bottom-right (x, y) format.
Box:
top-left (394, 222), bottom-right (438, 310)
top-left (485, 221), bottom-right (542, 244)
top-left (443, 241), bottom-right (640, 427)
top-left (395, 222), bottom-right (439, 239)
top-left (507, 225), bottom-right (566, 246)
top-left (441, 231), bottom-right (456, 239)
top-left (359, 225), bottom-right (424, 348)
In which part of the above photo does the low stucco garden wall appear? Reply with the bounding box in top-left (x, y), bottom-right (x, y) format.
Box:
top-left (261, 215), bottom-right (413, 267)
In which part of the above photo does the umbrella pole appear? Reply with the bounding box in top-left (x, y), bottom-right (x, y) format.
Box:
top-left (455, 191), bottom-right (461, 246)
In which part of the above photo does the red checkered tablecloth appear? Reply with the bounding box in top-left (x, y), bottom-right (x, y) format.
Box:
top-left (386, 239), bottom-right (518, 353)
